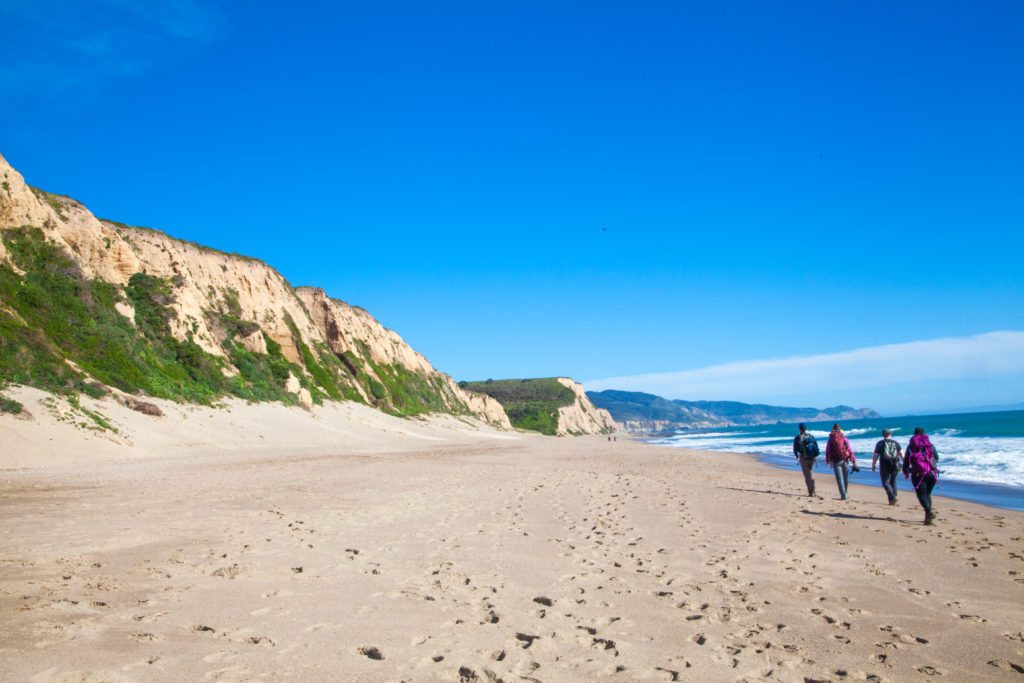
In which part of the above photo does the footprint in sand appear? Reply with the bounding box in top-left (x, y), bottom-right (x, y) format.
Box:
top-left (958, 614), bottom-right (987, 623)
top-left (917, 664), bottom-right (947, 676)
top-left (989, 659), bottom-right (1024, 674)
top-left (129, 632), bottom-right (162, 642)
top-left (878, 624), bottom-right (929, 647)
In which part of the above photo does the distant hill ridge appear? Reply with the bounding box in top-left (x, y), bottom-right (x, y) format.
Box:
top-left (587, 389), bottom-right (879, 432)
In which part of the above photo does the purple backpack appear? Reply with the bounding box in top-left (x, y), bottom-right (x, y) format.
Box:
top-left (906, 435), bottom-right (937, 478)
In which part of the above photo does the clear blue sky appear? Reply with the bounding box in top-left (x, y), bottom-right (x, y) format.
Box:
top-left (2, 1), bottom-right (1022, 413)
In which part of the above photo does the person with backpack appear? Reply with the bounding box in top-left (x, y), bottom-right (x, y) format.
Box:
top-left (825, 424), bottom-right (857, 500)
top-left (872, 429), bottom-right (903, 505)
top-left (903, 427), bottom-right (939, 525)
top-left (792, 423), bottom-right (820, 497)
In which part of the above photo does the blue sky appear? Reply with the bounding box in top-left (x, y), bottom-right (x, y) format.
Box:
top-left (2, 0), bottom-right (1022, 414)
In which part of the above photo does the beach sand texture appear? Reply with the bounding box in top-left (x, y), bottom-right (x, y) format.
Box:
top-left (1, 401), bottom-right (1023, 681)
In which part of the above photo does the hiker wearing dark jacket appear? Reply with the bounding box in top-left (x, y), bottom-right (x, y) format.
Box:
top-left (825, 424), bottom-right (857, 500)
top-left (872, 429), bottom-right (903, 505)
top-left (904, 427), bottom-right (939, 525)
top-left (792, 423), bottom-right (820, 497)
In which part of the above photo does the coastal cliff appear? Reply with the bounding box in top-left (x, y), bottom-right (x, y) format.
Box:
top-left (460, 377), bottom-right (618, 436)
top-left (554, 377), bottom-right (619, 436)
top-left (0, 153), bottom-right (510, 428)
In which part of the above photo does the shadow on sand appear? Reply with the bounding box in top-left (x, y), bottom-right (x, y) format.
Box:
top-left (717, 486), bottom-right (812, 499)
top-left (800, 509), bottom-right (918, 524)
top-left (718, 487), bottom-right (925, 524)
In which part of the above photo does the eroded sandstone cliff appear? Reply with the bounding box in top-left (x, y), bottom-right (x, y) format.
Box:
top-left (0, 153), bottom-right (509, 428)
top-left (460, 377), bottom-right (619, 436)
top-left (554, 378), bottom-right (619, 436)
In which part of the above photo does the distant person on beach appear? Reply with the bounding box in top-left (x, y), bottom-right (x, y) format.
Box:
top-left (825, 424), bottom-right (857, 500)
top-left (872, 429), bottom-right (903, 505)
top-left (792, 423), bottom-right (820, 497)
top-left (904, 427), bottom-right (940, 525)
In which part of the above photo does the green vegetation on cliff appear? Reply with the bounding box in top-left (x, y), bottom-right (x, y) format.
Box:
top-left (0, 226), bottom-right (466, 419)
top-left (368, 360), bottom-right (452, 417)
top-left (0, 226), bottom-right (303, 406)
top-left (0, 394), bottom-right (23, 414)
top-left (459, 378), bottom-right (575, 435)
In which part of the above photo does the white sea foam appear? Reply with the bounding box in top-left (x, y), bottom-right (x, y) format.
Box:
top-left (808, 428), bottom-right (871, 437)
top-left (671, 430), bottom-right (769, 438)
top-left (845, 434), bottom-right (1024, 487)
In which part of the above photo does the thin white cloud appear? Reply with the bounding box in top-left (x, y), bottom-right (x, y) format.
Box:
top-left (585, 331), bottom-right (1024, 402)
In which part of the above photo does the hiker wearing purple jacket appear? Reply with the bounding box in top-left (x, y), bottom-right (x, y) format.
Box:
top-left (825, 424), bottom-right (857, 500)
top-left (903, 427), bottom-right (940, 525)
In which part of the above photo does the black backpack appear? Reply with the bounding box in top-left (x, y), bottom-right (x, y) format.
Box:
top-left (878, 439), bottom-right (901, 464)
top-left (801, 434), bottom-right (820, 458)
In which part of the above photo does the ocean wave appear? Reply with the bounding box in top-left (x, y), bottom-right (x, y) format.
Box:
top-left (671, 430), bottom-right (768, 438)
top-left (653, 432), bottom-right (1024, 488)
top-left (655, 434), bottom-right (782, 448)
top-left (808, 428), bottom-right (871, 438)
top-left (840, 435), bottom-right (1024, 487)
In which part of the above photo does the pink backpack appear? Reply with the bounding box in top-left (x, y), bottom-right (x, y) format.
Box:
top-left (907, 438), bottom-right (937, 478)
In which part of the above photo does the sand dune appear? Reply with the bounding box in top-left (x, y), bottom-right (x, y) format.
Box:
top-left (1, 401), bottom-right (1022, 681)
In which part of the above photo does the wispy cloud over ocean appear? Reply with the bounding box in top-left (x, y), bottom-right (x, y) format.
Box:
top-left (586, 331), bottom-right (1024, 413)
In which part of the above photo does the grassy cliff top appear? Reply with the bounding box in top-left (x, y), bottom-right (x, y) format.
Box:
top-left (458, 378), bottom-right (576, 435)
top-left (459, 378), bottom-right (576, 407)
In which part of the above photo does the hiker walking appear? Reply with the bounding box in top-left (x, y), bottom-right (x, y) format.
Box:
top-left (903, 427), bottom-right (939, 525)
top-left (792, 423), bottom-right (820, 497)
top-left (872, 429), bottom-right (903, 505)
top-left (825, 424), bottom-right (857, 500)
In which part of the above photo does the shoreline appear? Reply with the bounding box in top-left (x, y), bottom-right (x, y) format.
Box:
top-left (749, 450), bottom-right (1023, 512)
top-left (635, 434), bottom-right (1024, 513)
top-left (2, 432), bottom-right (1023, 681)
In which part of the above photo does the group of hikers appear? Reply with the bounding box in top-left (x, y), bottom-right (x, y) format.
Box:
top-left (793, 424), bottom-right (940, 525)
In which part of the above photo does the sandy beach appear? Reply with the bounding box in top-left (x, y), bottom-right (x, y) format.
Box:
top-left (1, 393), bottom-right (1022, 682)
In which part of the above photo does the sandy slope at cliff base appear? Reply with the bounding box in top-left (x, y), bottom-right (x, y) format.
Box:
top-left (0, 385), bottom-right (514, 470)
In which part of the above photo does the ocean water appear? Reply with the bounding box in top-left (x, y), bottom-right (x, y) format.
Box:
top-left (649, 410), bottom-right (1024, 511)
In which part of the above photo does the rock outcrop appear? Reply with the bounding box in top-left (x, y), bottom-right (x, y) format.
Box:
top-left (296, 287), bottom-right (509, 426)
top-left (461, 377), bottom-right (618, 436)
top-left (0, 152), bottom-right (509, 428)
top-left (554, 378), bottom-right (618, 436)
